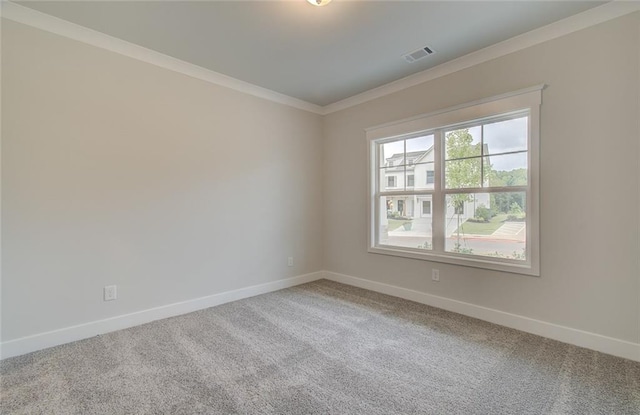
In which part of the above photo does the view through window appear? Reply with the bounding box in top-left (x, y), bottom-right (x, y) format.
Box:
top-left (368, 87), bottom-right (541, 275)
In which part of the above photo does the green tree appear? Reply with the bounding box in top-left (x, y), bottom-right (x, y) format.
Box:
top-left (445, 129), bottom-right (482, 189)
top-left (474, 205), bottom-right (493, 222)
top-left (489, 168), bottom-right (527, 187)
top-left (488, 168), bottom-right (526, 213)
top-left (445, 129), bottom-right (483, 247)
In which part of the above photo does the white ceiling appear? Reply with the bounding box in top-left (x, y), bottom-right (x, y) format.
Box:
top-left (16, 1), bottom-right (605, 107)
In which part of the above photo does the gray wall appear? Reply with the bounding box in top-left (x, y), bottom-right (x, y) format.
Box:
top-left (2, 12), bottom-right (639, 349)
top-left (323, 13), bottom-right (640, 344)
top-left (1, 20), bottom-right (324, 341)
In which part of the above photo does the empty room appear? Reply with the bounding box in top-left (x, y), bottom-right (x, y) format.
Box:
top-left (1, 1), bottom-right (639, 413)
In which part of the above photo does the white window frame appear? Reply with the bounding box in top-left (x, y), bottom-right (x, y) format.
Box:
top-left (366, 85), bottom-right (542, 276)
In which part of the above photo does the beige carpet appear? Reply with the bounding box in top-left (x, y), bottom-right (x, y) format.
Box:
top-left (2, 279), bottom-right (639, 414)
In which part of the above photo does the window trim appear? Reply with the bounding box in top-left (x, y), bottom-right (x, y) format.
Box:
top-left (426, 170), bottom-right (435, 184)
top-left (366, 85), bottom-right (542, 276)
top-left (422, 200), bottom-right (431, 215)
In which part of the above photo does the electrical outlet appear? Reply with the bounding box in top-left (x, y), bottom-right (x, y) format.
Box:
top-left (287, 257), bottom-right (294, 267)
top-left (104, 285), bottom-right (117, 301)
top-left (431, 269), bottom-right (440, 282)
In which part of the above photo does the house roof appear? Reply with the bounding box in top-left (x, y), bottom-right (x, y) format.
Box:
top-left (386, 147), bottom-right (434, 166)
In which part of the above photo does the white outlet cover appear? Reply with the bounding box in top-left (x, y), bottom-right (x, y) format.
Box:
top-left (104, 285), bottom-right (117, 301)
top-left (432, 269), bottom-right (440, 281)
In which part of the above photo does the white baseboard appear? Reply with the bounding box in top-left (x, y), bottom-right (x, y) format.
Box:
top-left (324, 271), bottom-right (640, 362)
top-left (0, 271), bottom-right (324, 360)
top-left (4, 270), bottom-right (638, 362)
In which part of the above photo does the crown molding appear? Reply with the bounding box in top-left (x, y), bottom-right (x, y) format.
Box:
top-left (321, 1), bottom-right (640, 115)
top-left (0, 1), bottom-right (324, 115)
top-left (1, 1), bottom-right (638, 117)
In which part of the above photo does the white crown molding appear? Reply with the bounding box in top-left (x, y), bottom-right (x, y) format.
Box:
top-left (321, 1), bottom-right (640, 115)
top-left (1, 1), bottom-right (639, 114)
top-left (324, 271), bottom-right (640, 362)
top-left (0, 1), bottom-right (324, 115)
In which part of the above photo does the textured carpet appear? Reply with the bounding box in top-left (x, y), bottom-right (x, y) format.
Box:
top-left (2, 279), bottom-right (639, 414)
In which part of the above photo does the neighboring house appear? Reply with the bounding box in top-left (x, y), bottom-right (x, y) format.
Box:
top-left (383, 147), bottom-right (489, 221)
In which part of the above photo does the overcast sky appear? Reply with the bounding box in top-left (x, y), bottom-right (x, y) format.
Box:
top-left (381, 116), bottom-right (527, 172)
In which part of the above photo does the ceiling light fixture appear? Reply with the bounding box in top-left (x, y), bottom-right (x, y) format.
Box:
top-left (307, 0), bottom-right (331, 6)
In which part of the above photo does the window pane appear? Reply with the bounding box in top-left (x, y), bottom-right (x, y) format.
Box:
top-left (484, 116), bottom-right (527, 155)
top-left (412, 162), bottom-right (435, 190)
top-left (445, 192), bottom-right (526, 260)
top-left (370, 92), bottom-right (539, 275)
top-left (406, 173), bottom-right (415, 189)
top-left (381, 141), bottom-right (404, 167)
top-left (445, 158), bottom-right (482, 189)
top-left (380, 168), bottom-right (402, 191)
top-left (485, 153), bottom-right (528, 187)
top-left (445, 125), bottom-right (481, 160)
top-left (406, 135), bottom-right (434, 166)
top-left (379, 196), bottom-right (432, 250)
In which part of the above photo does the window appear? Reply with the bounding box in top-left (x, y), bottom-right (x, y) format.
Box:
top-left (426, 171), bottom-right (435, 184)
top-left (367, 86), bottom-right (541, 275)
top-left (387, 176), bottom-right (396, 188)
top-left (453, 200), bottom-right (464, 215)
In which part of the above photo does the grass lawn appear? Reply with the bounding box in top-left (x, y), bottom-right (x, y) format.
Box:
top-left (387, 219), bottom-right (408, 231)
top-left (457, 214), bottom-right (507, 235)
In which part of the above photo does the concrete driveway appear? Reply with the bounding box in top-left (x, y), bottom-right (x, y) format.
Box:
top-left (384, 217), bottom-right (526, 258)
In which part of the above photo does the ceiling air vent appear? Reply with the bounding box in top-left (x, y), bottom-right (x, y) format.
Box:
top-left (403, 46), bottom-right (434, 63)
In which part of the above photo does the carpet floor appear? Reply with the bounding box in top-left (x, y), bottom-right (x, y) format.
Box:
top-left (2, 279), bottom-right (639, 414)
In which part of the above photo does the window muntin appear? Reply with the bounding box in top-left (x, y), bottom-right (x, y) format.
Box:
top-left (444, 115), bottom-right (528, 191)
top-left (377, 115), bottom-right (528, 261)
top-left (367, 87), bottom-right (541, 276)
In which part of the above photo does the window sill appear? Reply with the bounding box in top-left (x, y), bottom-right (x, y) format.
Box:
top-left (368, 246), bottom-right (539, 277)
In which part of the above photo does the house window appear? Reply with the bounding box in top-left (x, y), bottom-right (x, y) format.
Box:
top-left (387, 176), bottom-right (396, 188)
top-left (367, 86), bottom-right (541, 276)
top-left (426, 171), bottom-right (434, 184)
